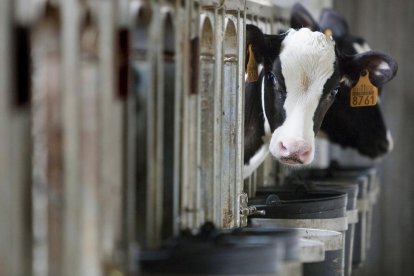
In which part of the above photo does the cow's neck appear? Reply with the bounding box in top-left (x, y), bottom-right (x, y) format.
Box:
top-left (244, 73), bottom-right (268, 164)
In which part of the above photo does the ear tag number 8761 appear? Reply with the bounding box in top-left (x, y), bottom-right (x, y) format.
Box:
top-left (350, 70), bottom-right (378, 107)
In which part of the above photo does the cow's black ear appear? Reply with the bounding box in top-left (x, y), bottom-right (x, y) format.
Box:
top-left (339, 51), bottom-right (398, 87)
top-left (263, 33), bottom-right (286, 67)
top-left (246, 24), bottom-right (266, 69)
top-left (319, 8), bottom-right (349, 39)
top-left (246, 24), bottom-right (285, 70)
top-left (290, 3), bottom-right (320, 31)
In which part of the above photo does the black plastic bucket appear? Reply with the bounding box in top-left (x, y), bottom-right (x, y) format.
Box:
top-left (288, 167), bottom-right (370, 268)
top-left (296, 228), bottom-right (344, 276)
top-left (257, 182), bottom-right (357, 276)
top-left (139, 223), bottom-right (285, 275)
top-left (261, 227), bottom-right (343, 276)
top-left (249, 189), bottom-right (347, 276)
top-left (329, 164), bottom-right (379, 254)
top-left (298, 238), bottom-right (325, 264)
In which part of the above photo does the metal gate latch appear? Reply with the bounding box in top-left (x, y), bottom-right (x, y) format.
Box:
top-left (239, 193), bottom-right (265, 227)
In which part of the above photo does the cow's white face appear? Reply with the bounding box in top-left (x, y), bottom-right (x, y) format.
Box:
top-left (266, 29), bottom-right (337, 165)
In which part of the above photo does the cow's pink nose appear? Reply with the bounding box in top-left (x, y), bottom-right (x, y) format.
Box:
top-left (278, 140), bottom-right (312, 163)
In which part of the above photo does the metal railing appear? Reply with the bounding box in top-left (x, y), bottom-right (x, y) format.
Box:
top-left (0, 0), bottom-right (330, 275)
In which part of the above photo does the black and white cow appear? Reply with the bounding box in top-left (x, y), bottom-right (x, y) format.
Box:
top-left (244, 24), bottom-right (339, 175)
top-left (243, 11), bottom-right (397, 175)
top-left (291, 4), bottom-right (398, 158)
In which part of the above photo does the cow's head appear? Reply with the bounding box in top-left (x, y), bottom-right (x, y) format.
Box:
top-left (316, 8), bottom-right (398, 158)
top-left (246, 24), bottom-right (338, 166)
top-left (245, 5), bottom-right (396, 166)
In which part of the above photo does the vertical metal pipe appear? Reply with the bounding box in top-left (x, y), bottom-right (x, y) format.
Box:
top-left (97, 0), bottom-right (124, 263)
top-left (79, 13), bottom-right (100, 276)
top-left (0, 1), bottom-right (32, 275)
top-left (180, 0), bottom-right (201, 231)
top-left (172, 0), bottom-right (183, 238)
top-left (199, 13), bottom-right (215, 224)
top-left (161, 11), bottom-right (177, 239)
top-left (61, 0), bottom-right (81, 275)
top-left (221, 16), bottom-right (238, 228)
top-left (235, 8), bottom-right (245, 227)
top-left (30, 6), bottom-right (64, 275)
top-left (213, 5), bottom-right (223, 228)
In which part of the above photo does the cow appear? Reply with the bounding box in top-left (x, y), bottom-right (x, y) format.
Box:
top-left (290, 3), bottom-right (398, 158)
top-left (243, 13), bottom-right (397, 176)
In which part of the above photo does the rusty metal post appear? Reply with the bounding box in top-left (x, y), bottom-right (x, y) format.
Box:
top-left (30, 4), bottom-right (62, 275)
top-left (221, 15), bottom-right (238, 228)
top-left (199, 12), bottom-right (216, 224)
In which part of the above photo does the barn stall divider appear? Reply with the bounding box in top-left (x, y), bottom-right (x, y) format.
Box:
top-left (0, 0), bottom-right (386, 275)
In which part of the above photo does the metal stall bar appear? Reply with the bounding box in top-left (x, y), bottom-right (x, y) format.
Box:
top-left (129, 0), bottom-right (183, 249)
top-left (30, 4), bottom-right (62, 275)
top-left (221, 12), bottom-right (238, 228)
top-left (178, 0), bottom-right (246, 231)
top-left (61, 0), bottom-right (82, 275)
top-left (0, 0), bottom-right (32, 275)
top-left (97, 0), bottom-right (124, 268)
top-left (124, 3), bottom-right (137, 272)
top-left (127, 0), bottom-right (147, 262)
top-left (198, 10), bottom-right (216, 225)
top-left (0, 0), bottom-right (11, 270)
top-left (153, 2), bottom-right (166, 246)
top-left (212, 1), bottom-right (224, 228)
top-left (160, 9), bottom-right (178, 241)
top-left (132, 0), bottom-right (181, 249)
top-left (235, 4), bottom-right (246, 228)
top-left (180, 0), bottom-right (201, 230)
top-left (0, 0), bottom-right (13, 273)
top-left (171, 0), bottom-right (184, 239)
top-left (129, 1), bottom-right (155, 250)
top-left (11, 1), bottom-right (33, 275)
top-left (79, 7), bottom-right (101, 275)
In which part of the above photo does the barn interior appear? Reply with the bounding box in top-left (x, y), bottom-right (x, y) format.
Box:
top-left (1, 0), bottom-right (413, 275)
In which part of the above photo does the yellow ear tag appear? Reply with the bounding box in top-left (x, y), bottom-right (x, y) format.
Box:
top-left (350, 71), bottom-right (378, 107)
top-left (247, 44), bottom-right (259, 82)
top-left (324, 28), bottom-right (333, 37)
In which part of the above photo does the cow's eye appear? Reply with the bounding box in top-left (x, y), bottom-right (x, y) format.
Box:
top-left (266, 72), bottom-right (276, 85)
top-left (330, 87), bottom-right (340, 96)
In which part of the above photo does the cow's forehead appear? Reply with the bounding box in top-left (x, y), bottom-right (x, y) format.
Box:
top-left (279, 28), bottom-right (336, 98)
top-left (281, 28), bottom-right (336, 55)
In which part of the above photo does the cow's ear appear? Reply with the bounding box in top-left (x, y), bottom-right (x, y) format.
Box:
top-left (319, 8), bottom-right (349, 39)
top-left (246, 24), bottom-right (284, 71)
top-left (246, 24), bottom-right (267, 68)
top-left (263, 34), bottom-right (285, 66)
top-left (290, 3), bottom-right (320, 31)
top-left (339, 51), bottom-right (398, 87)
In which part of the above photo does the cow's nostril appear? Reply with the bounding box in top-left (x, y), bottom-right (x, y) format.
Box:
top-left (301, 148), bottom-right (311, 157)
top-left (279, 142), bottom-right (288, 152)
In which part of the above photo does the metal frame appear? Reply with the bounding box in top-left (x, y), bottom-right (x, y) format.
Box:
top-left (0, 0), bottom-right (334, 275)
